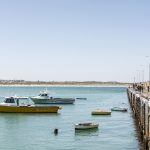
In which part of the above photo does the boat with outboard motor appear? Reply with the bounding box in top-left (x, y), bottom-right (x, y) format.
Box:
top-left (30, 90), bottom-right (75, 104)
top-left (0, 97), bottom-right (61, 113)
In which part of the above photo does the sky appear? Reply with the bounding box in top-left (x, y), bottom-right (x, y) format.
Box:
top-left (0, 0), bottom-right (150, 82)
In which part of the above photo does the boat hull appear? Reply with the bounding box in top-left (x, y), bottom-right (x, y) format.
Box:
top-left (111, 107), bottom-right (127, 112)
top-left (91, 110), bottom-right (111, 115)
top-left (0, 105), bottom-right (61, 113)
top-left (75, 123), bottom-right (99, 130)
top-left (31, 98), bottom-right (75, 104)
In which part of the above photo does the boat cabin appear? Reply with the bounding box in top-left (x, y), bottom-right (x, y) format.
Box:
top-left (4, 97), bottom-right (15, 104)
top-left (0, 97), bottom-right (18, 106)
top-left (1, 97), bottom-right (28, 106)
top-left (39, 93), bottom-right (48, 97)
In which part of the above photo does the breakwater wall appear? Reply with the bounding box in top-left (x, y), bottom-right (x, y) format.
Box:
top-left (127, 88), bottom-right (150, 149)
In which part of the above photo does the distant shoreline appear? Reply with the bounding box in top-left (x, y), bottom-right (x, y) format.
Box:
top-left (0, 80), bottom-right (130, 87)
top-left (0, 83), bottom-right (129, 87)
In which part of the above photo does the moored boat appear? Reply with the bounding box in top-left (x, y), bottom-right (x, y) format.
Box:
top-left (0, 105), bottom-right (61, 113)
top-left (91, 109), bottom-right (111, 115)
top-left (75, 122), bottom-right (99, 130)
top-left (30, 90), bottom-right (75, 104)
top-left (0, 97), bottom-right (61, 113)
top-left (76, 98), bottom-right (87, 100)
top-left (111, 107), bottom-right (128, 112)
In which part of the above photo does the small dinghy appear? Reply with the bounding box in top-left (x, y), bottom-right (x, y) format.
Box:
top-left (91, 109), bottom-right (111, 115)
top-left (75, 122), bottom-right (99, 130)
top-left (111, 107), bottom-right (128, 112)
top-left (76, 98), bottom-right (87, 100)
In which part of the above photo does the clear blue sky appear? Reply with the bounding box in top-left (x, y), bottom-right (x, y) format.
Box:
top-left (0, 0), bottom-right (150, 82)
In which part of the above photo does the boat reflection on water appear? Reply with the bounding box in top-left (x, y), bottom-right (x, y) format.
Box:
top-left (75, 128), bottom-right (99, 136)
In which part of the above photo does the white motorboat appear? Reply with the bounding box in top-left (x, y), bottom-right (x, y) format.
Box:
top-left (30, 90), bottom-right (75, 104)
top-left (75, 122), bottom-right (99, 130)
top-left (111, 107), bottom-right (128, 112)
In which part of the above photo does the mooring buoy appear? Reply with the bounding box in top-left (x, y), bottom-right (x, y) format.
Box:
top-left (54, 128), bottom-right (58, 135)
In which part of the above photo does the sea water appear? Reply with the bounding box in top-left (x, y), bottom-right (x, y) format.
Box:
top-left (0, 86), bottom-right (139, 150)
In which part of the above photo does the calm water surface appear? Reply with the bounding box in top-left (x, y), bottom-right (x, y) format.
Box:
top-left (0, 86), bottom-right (139, 150)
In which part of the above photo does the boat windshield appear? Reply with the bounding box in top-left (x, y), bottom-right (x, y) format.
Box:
top-left (5, 98), bottom-right (15, 103)
top-left (39, 93), bottom-right (48, 97)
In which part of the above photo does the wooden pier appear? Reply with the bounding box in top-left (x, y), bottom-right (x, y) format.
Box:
top-left (127, 87), bottom-right (150, 149)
